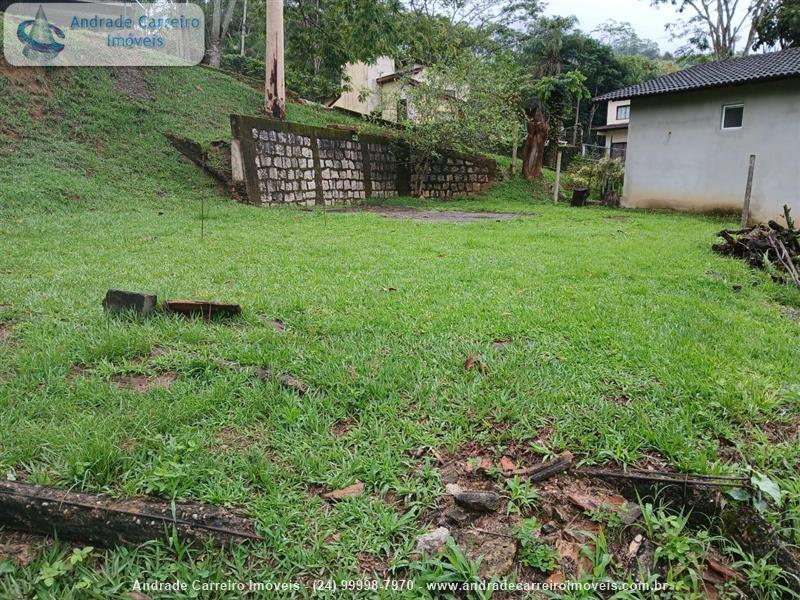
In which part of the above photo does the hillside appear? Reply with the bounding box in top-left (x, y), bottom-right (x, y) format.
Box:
top-left (0, 23), bottom-right (364, 217)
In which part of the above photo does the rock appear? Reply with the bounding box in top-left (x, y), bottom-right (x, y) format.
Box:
top-left (322, 481), bottom-right (364, 501)
top-left (102, 290), bottom-right (157, 315)
top-left (445, 483), bottom-right (463, 496)
top-left (415, 527), bottom-right (450, 555)
top-left (440, 466), bottom-right (460, 484)
top-left (453, 490), bottom-right (501, 513)
top-left (461, 529), bottom-right (517, 577)
top-left (441, 506), bottom-right (471, 526)
top-left (627, 534), bottom-right (644, 558)
top-left (541, 521), bottom-right (558, 535)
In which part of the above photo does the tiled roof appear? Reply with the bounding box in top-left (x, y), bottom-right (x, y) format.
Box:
top-left (594, 47), bottom-right (800, 101)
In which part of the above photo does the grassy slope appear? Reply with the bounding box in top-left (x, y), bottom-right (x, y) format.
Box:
top-left (1, 31), bottom-right (800, 597)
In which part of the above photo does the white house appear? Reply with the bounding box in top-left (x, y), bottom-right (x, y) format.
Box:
top-left (329, 58), bottom-right (435, 123)
top-left (594, 99), bottom-right (630, 160)
top-left (594, 48), bottom-right (800, 225)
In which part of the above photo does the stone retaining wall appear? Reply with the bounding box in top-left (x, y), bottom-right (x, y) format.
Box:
top-left (230, 115), bottom-right (495, 207)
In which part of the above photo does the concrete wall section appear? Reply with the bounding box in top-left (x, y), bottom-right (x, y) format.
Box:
top-left (623, 79), bottom-right (800, 224)
top-left (230, 115), bottom-right (496, 207)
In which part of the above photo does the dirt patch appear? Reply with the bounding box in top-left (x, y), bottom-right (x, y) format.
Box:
top-left (70, 366), bottom-right (178, 391)
top-left (411, 443), bottom-right (792, 592)
top-left (331, 418), bottom-right (355, 438)
top-left (213, 426), bottom-right (262, 451)
top-left (357, 552), bottom-right (388, 576)
top-left (111, 372), bottom-right (178, 391)
top-left (0, 321), bottom-right (13, 343)
top-left (114, 68), bottom-right (152, 102)
top-left (603, 215), bottom-right (628, 222)
top-left (328, 206), bottom-right (522, 222)
top-left (0, 537), bottom-right (35, 567)
top-left (761, 416), bottom-right (800, 444)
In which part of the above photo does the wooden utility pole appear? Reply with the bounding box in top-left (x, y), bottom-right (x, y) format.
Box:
top-left (740, 154), bottom-right (756, 228)
top-left (265, 0), bottom-right (286, 120)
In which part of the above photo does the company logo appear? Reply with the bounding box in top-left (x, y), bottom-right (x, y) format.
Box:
top-left (16, 5), bottom-right (65, 61)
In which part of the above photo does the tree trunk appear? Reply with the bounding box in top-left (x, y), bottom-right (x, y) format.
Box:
top-left (209, 0), bottom-right (222, 67)
top-left (208, 0), bottom-right (238, 68)
top-left (571, 98), bottom-right (580, 146)
top-left (522, 99), bottom-right (549, 180)
top-left (266, 0), bottom-right (286, 119)
top-left (510, 129), bottom-right (518, 177)
top-left (239, 0), bottom-right (248, 57)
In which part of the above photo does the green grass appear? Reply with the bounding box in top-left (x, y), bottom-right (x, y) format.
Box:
top-left (1, 38), bottom-right (800, 597)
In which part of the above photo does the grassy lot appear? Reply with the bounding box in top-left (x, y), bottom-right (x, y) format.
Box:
top-left (1, 45), bottom-right (800, 597)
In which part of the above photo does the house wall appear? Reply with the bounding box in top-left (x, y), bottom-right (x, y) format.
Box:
top-left (623, 79), bottom-right (800, 224)
top-left (603, 128), bottom-right (628, 150)
top-left (332, 57), bottom-right (395, 115)
top-left (230, 115), bottom-right (496, 206)
top-left (606, 99), bottom-right (631, 126)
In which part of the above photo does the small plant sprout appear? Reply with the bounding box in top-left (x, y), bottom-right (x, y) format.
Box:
top-left (505, 476), bottom-right (539, 515)
top-left (515, 518), bottom-right (559, 573)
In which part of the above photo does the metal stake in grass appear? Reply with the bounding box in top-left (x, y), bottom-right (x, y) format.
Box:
top-left (200, 196), bottom-right (206, 240)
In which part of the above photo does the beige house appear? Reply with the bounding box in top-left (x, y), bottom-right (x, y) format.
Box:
top-left (595, 48), bottom-right (800, 224)
top-left (594, 99), bottom-right (629, 160)
top-left (329, 58), bottom-right (430, 122)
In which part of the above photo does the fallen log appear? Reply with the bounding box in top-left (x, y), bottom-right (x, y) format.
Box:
top-left (504, 451), bottom-right (573, 481)
top-left (0, 481), bottom-right (262, 548)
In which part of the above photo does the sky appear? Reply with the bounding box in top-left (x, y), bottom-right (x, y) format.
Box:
top-left (543, 0), bottom-right (729, 54)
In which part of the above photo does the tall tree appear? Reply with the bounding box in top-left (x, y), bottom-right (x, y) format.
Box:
top-left (378, 53), bottom-right (523, 195)
top-left (649, 0), bottom-right (768, 59)
top-left (283, 0), bottom-right (401, 100)
top-left (592, 20), bottom-right (661, 58)
top-left (208, 0), bottom-right (239, 68)
top-left (752, 0), bottom-right (800, 49)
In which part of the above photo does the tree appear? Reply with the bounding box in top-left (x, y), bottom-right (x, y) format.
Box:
top-left (530, 70), bottom-right (590, 163)
top-left (378, 54), bottom-right (523, 196)
top-left (649, 0), bottom-right (768, 59)
top-left (521, 98), bottom-right (548, 179)
top-left (208, 0), bottom-right (239, 68)
top-left (521, 15), bottom-right (579, 76)
top-left (592, 20), bottom-right (661, 58)
top-left (283, 0), bottom-right (401, 100)
top-left (752, 0), bottom-right (800, 49)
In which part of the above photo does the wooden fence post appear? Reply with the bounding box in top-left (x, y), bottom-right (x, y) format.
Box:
top-left (741, 154), bottom-right (756, 228)
top-left (553, 150), bottom-right (562, 204)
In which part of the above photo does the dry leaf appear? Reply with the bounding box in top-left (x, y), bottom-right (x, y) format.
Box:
top-left (323, 481), bottom-right (364, 501)
top-left (499, 456), bottom-right (516, 472)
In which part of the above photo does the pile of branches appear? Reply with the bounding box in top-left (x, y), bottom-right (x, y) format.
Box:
top-left (713, 205), bottom-right (800, 287)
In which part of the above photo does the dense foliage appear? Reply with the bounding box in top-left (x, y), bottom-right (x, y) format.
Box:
top-left (753, 0), bottom-right (800, 50)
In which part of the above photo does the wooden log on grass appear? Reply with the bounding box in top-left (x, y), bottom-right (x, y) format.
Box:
top-left (0, 481), bottom-right (262, 548)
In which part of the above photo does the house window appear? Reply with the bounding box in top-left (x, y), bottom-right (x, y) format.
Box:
top-left (722, 104), bottom-right (744, 129)
top-left (616, 104), bottom-right (630, 120)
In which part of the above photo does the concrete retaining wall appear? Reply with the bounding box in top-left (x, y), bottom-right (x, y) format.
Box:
top-left (230, 115), bottom-right (495, 206)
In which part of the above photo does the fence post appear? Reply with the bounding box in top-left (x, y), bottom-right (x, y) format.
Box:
top-left (553, 150), bottom-right (562, 204)
top-left (740, 154), bottom-right (756, 228)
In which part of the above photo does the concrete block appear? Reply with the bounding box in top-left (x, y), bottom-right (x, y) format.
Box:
top-left (103, 290), bottom-right (157, 315)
